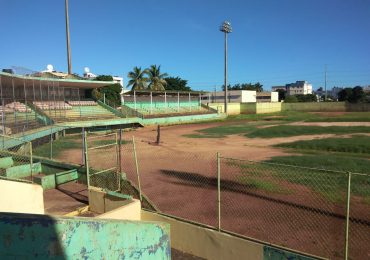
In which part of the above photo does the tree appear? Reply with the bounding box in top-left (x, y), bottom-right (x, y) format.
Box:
top-left (94, 75), bottom-right (121, 105)
top-left (338, 88), bottom-right (353, 102)
top-left (165, 76), bottom-right (191, 91)
top-left (295, 94), bottom-right (317, 102)
top-left (277, 89), bottom-right (286, 102)
top-left (147, 65), bottom-right (168, 91)
top-left (284, 95), bottom-right (298, 103)
top-left (349, 86), bottom-right (366, 103)
top-left (222, 82), bottom-right (264, 92)
top-left (127, 66), bottom-right (148, 91)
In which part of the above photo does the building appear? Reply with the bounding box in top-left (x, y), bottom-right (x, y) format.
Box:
top-left (83, 67), bottom-right (123, 87)
top-left (202, 90), bottom-right (278, 103)
top-left (272, 81), bottom-right (313, 96)
top-left (271, 86), bottom-right (286, 92)
top-left (112, 76), bottom-right (123, 87)
top-left (286, 81), bottom-right (312, 95)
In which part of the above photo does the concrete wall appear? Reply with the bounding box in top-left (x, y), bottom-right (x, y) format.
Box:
top-left (89, 187), bottom-right (135, 215)
top-left (98, 199), bottom-right (141, 221)
top-left (209, 103), bottom-right (241, 115)
top-left (0, 179), bottom-right (44, 214)
top-left (256, 102), bottom-right (282, 114)
top-left (142, 211), bottom-right (316, 260)
top-left (282, 102), bottom-right (346, 112)
top-left (0, 212), bottom-right (170, 259)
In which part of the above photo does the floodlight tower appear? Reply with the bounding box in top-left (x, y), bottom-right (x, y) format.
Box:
top-left (219, 21), bottom-right (232, 114)
top-left (65, 0), bottom-right (72, 74)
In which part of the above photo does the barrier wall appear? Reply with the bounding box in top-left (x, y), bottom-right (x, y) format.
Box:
top-left (282, 102), bottom-right (370, 112)
top-left (281, 102), bottom-right (346, 112)
top-left (0, 179), bottom-right (44, 214)
top-left (141, 211), bottom-right (316, 260)
top-left (209, 102), bottom-right (370, 115)
top-left (0, 212), bottom-right (170, 259)
top-left (256, 102), bottom-right (282, 114)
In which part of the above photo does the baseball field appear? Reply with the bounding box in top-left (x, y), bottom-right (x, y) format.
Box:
top-left (34, 111), bottom-right (370, 259)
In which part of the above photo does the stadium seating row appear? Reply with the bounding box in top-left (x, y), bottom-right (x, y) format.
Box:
top-left (2, 102), bottom-right (32, 113)
top-left (33, 101), bottom-right (73, 110)
top-left (67, 100), bottom-right (97, 106)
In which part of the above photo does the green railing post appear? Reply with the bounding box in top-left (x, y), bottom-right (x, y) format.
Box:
top-left (84, 131), bottom-right (90, 188)
top-left (132, 136), bottom-right (142, 201)
top-left (344, 172), bottom-right (352, 260)
top-left (217, 152), bottom-right (221, 231)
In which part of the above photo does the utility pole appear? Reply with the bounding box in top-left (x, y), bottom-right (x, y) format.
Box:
top-left (219, 21), bottom-right (232, 114)
top-left (65, 0), bottom-right (72, 74)
top-left (324, 64), bottom-right (327, 101)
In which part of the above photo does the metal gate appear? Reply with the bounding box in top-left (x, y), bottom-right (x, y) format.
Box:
top-left (85, 131), bottom-right (121, 192)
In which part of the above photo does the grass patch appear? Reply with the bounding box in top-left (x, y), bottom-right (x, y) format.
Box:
top-left (226, 111), bottom-right (370, 123)
top-left (246, 125), bottom-right (370, 138)
top-left (184, 122), bottom-right (271, 138)
top-left (306, 112), bottom-right (370, 122)
top-left (275, 135), bottom-right (370, 154)
top-left (226, 155), bottom-right (370, 203)
top-left (91, 139), bottom-right (129, 147)
top-left (238, 176), bottom-right (286, 193)
top-left (265, 155), bottom-right (370, 202)
top-left (33, 138), bottom-right (81, 158)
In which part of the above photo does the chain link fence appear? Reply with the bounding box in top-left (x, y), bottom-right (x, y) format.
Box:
top-left (0, 134), bottom-right (33, 183)
top-left (85, 131), bottom-right (121, 192)
top-left (116, 134), bottom-right (369, 260)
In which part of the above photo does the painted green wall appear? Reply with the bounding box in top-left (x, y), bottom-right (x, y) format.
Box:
top-left (5, 162), bottom-right (42, 179)
top-left (0, 157), bottom-right (14, 169)
top-left (0, 212), bottom-right (170, 259)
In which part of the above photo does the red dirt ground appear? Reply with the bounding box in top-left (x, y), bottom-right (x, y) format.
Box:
top-left (54, 121), bottom-right (370, 259)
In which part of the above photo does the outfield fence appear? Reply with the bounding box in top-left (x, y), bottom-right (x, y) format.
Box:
top-left (117, 136), bottom-right (370, 260)
top-left (2, 126), bottom-right (368, 259)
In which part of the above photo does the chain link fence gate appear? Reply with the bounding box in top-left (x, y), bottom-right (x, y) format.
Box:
top-left (85, 131), bottom-right (121, 192)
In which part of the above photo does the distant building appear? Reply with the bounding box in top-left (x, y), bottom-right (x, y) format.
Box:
top-left (272, 81), bottom-right (313, 96)
top-left (202, 90), bottom-right (278, 103)
top-left (271, 86), bottom-right (286, 92)
top-left (286, 81), bottom-right (312, 95)
top-left (112, 76), bottom-right (123, 87)
top-left (315, 86), bottom-right (344, 100)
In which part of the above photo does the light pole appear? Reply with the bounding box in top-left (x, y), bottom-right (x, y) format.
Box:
top-left (65, 0), bottom-right (72, 74)
top-left (220, 21), bottom-right (232, 114)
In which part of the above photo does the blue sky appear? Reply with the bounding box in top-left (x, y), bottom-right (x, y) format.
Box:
top-left (1, 0), bottom-right (369, 91)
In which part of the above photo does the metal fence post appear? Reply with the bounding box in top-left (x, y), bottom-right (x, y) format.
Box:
top-left (344, 172), bottom-right (352, 260)
top-left (30, 142), bottom-right (33, 182)
top-left (50, 127), bottom-right (53, 159)
top-left (132, 136), bottom-right (142, 201)
top-left (217, 152), bottom-right (221, 231)
top-left (84, 131), bottom-right (90, 188)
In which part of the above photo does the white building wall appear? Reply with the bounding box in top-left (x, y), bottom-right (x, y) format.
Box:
top-left (271, 92), bottom-right (279, 102)
top-left (241, 90), bottom-right (257, 103)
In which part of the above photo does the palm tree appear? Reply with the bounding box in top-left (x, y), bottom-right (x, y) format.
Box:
top-left (146, 65), bottom-right (168, 91)
top-left (127, 66), bottom-right (148, 91)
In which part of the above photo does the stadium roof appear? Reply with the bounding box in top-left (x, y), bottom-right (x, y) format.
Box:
top-left (0, 72), bottom-right (114, 89)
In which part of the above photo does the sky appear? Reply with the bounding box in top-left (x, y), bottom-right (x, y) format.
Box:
top-left (0, 0), bottom-right (369, 91)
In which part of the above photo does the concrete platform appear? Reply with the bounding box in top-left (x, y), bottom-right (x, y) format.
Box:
top-left (44, 181), bottom-right (88, 215)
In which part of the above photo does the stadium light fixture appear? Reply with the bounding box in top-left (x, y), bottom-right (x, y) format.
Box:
top-left (219, 21), bottom-right (232, 114)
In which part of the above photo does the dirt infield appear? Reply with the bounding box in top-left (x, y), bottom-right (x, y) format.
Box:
top-left (53, 120), bottom-right (370, 259)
